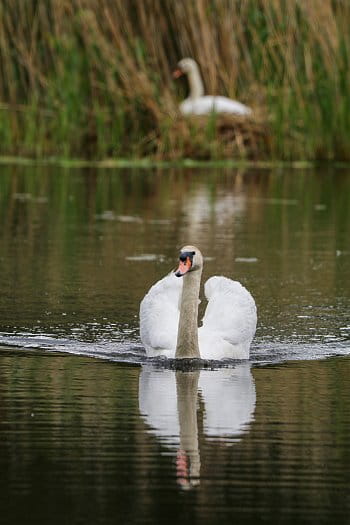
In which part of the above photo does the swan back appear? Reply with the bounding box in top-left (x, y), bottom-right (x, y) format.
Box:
top-left (180, 96), bottom-right (252, 116)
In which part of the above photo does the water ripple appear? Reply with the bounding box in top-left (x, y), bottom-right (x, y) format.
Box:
top-left (0, 331), bottom-right (349, 368)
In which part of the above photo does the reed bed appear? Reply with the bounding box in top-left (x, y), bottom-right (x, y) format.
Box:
top-left (0, 0), bottom-right (349, 160)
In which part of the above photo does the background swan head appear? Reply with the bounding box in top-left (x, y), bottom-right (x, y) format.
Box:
top-left (173, 58), bottom-right (199, 77)
top-left (175, 245), bottom-right (203, 277)
top-left (173, 59), bottom-right (204, 100)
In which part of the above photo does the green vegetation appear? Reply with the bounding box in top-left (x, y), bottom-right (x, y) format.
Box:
top-left (0, 0), bottom-right (349, 161)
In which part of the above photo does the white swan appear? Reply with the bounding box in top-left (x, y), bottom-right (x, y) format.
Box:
top-left (140, 245), bottom-right (257, 360)
top-left (173, 58), bottom-right (252, 116)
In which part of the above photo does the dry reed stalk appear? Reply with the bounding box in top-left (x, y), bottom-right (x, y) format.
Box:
top-left (160, 114), bottom-right (270, 161)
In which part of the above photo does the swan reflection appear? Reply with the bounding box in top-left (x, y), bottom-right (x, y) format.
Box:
top-left (139, 363), bottom-right (256, 488)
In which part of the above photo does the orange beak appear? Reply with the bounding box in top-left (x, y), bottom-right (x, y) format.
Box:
top-left (172, 68), bottom-right (183, 79)
top-left (175, 256), bottom-right (192, 277)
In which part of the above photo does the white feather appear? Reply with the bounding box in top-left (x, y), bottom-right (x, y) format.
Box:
top-left (180, 95), bottom-right (252, 116)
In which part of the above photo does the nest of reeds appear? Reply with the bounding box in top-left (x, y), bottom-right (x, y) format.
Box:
top-left (155, 112), bottom-right (271, 160)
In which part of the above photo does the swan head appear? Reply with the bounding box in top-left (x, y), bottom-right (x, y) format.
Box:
top-left (173, 58), bottom-right (199, 78)
top-left (175, 245), bottom-right (203, 277)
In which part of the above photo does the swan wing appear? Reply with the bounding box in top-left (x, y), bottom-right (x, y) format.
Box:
top-left (199, 276), bottom-right (257, 359)
top-left (140, 272), bottom-right (182, 357)
top-left (180, 96), bottom-right (252, 116)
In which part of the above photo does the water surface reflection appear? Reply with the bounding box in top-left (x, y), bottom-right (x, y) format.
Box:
top-left (139, 364), bottom-right (256, 488)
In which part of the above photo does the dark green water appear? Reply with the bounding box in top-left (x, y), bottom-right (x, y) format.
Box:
top-left (0, 164), bottom-right (349, 524)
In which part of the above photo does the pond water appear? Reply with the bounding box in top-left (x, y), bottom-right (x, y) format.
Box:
top-left (0, 164), bottom-right (349, 524)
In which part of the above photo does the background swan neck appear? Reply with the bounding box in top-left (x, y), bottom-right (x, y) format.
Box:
top-left (187, 64), bottom-right (204, 99)
top-left (175, 270), bottom-right (202, 359)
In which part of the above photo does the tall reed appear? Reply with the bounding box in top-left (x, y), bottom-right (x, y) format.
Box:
top-left (0, 0), bottom-right (349, 160)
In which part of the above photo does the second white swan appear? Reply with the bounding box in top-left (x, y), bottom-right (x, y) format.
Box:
top-left (140, 245), bottom-right (257, 360)
top-left (173, 58), bottom-right (252, 117)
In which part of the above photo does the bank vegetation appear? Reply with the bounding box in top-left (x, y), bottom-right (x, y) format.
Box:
top-left (0, 0), bottom-right (349, 161)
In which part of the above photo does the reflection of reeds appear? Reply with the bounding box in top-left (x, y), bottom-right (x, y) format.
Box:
top-left (0, 0), bottom-right (349, 160)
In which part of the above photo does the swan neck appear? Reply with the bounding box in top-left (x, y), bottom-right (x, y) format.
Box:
top-left (187, 64), bottom-right (204, 99)
top-left (176, 269), bottom-right (202, 359)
